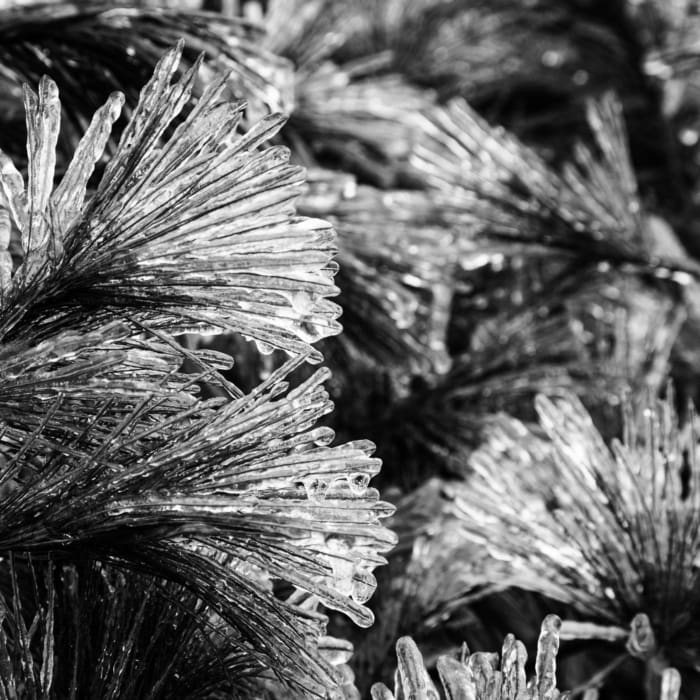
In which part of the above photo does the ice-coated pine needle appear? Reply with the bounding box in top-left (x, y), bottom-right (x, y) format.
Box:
top-left (0, 42), bottom-right (341, 360)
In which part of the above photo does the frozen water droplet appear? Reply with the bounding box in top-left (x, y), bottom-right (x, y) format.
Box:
top-left (303, 477), bottom-right (329, 501)
top-left (318, 636), bottom-right (354, 665)
top-left (348, 473), bottom-right (370, 495)
top-left (313, 428), bottom-right (335, 447)
top-left (351, 569), bottom-right (376, 603)
top-left (680, 128), bottom-right (699, 146)
top-left (573, 69), bottom-right (589, 86)
top-left (254, 338), bottom-right (275, 355)
top-left (542, 49), bottom-right (564, 68)
top-left (288, 290), bottom-right (317, 315)
top-left (331, 557), bottom-right (355, 596)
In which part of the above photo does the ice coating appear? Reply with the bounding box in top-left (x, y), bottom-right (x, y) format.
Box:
top-left (534, 616), bottom-right (561, 700)
top-left (24, 76), bottom-right (60, 255)
top-left (52, 92), bottom-right (125, 233)
top-left (660, 668), bottom-right (681, 700)
top-left (0, 207), bottom-right (11, 291)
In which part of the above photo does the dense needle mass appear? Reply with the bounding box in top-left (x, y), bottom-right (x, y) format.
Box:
top-left (447, 390), bottom-right (700, 691)
top-left (0, 40), bottom-right (395, 697)
top-left (4, 1), bottom-right (700, 698)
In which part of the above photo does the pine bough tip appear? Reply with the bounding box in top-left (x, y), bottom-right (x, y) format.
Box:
top-left (0, 40), bottom-right (342, 357)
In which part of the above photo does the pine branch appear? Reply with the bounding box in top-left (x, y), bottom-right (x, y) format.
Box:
top-left (371, 616), bottom-right (683, 699)
top-left (0, 43), bottom-right (398, 696)
top-left (0, 352), bottom-right (396, 694)
top-left (447, 387), bottom-right (700, 691)
top-left (0, 42), bottom-right (340, 359)
top-left (410, 90), bottom-right (700, 281)
top-left (371, 615), bottom-right (571, 700)
top-left (0, 1), bottom-right (293, 161)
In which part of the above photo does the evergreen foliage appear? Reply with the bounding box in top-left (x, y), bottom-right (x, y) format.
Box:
top-left (3, 1), bottom-right (700, 698)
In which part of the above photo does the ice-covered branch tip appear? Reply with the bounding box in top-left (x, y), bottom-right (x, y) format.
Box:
top-left (300, 171), bottom-right (454, 375)
top-left (448, 387), bottom-right (700, 687)
top-left (409, 90), bottom-right (699, 282)
top-left (371, 616), bottom-right (682, 700)
top-left (0, 1), bottom-right (295, 157)
top-left (0, 346), bottom-right (396, 694)
top-left (0, 41), bottom-right (341, 360)
top-left (372, 615), bottom-right (566, 700)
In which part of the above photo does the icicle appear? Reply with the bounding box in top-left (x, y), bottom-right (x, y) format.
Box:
top-left (660, 668), bottom-right (681, 700)
top-left (52, 92), bottom-right (125, 233)
top-left (23, 76), bottom-right (60, 255)
top-left (0, 206), bottom-right (12, 292)
top-left (533, 616), bottom-right (561, 700)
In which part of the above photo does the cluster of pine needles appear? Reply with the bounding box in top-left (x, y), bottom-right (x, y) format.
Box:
top-left (4, 0), bottom-right (700, 699)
